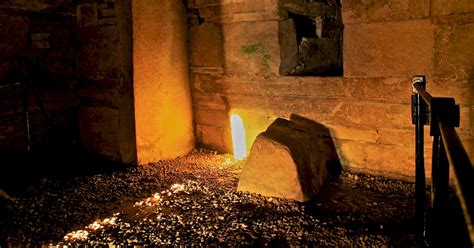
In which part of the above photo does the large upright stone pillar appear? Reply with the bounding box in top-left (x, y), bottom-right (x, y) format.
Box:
top-left (132, 0), bottom-right (195, 164)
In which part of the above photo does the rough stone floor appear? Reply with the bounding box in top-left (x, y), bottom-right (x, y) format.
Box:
top-left (1, 149), bottom-right (417, 246)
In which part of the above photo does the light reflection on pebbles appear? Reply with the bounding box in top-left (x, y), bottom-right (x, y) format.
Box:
top-left (62, 181), bottom-right (193, 243)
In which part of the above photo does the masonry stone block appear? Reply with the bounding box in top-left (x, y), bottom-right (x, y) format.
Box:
top-left (278, 19), bottom-right (298, 75)
top-left (78, 79), bottom-right (120, 108)
top-left (345, 77), bottom-right (411, 104)
top-left (77, 3), bottom-right (98, 26)
top-left (329, 101), bottom-right (412, 130)
top-left (430, 79), bottom-right (474, 105)
top-left (471, 106), bottom-right (474, 137)
top-left (342, 0), bottom-right (430, 24)
top-left (189, 22), bottom-right (223, 67)
top-left (223, 21), bottom-right (280, 76)
top-left (197, 2), bottom-right (266, 19)
top-left (0, 14), bottom-right (30, 54)
top-left (76, 43), bottom-right (119, 80)
top-left (335, 139), bottom-right (416, 180)
top-left (344, 20), bottom-right (433, 77)
top-left (78, 106), bottom-right (120, 161)
top-left (77, 26), bottom-right (119, 45)
top-left (433, 23), bottom-right (474, 79)
top-left (195, 124), bottom-right (231, 153)
top-left (431, 0), bottom-right (474, 16)
top-left (49, 27), bottom-right (74, 48)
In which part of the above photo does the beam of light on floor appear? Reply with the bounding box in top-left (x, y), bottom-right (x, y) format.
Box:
top-left (230, 113), bottom-right (247, 160)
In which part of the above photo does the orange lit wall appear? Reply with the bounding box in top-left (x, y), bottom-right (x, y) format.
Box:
top-left (132, 0), bottom-right (194, 164)
top-left (188, 1), bottom-right (474, 180)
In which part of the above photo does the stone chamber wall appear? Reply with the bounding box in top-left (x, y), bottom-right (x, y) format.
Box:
top-left (187, 0), bottom-right (474, 180)
top-left (0, 0), bottom-right (471, 178)
top-left (0, 0), bottom-right (136, 164)
top-left (0, 0), bottom-right (78, 152)
top-left (76, 0), bottom-right (136, 163)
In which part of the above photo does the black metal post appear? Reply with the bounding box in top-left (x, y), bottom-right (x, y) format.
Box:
top-left (412, 76), bottom-right (427, 246)
top-left (431, 134), bottom-right (449, 246)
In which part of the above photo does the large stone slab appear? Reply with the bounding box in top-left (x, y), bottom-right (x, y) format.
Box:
top-left (344, 20), bottom-right (433, 77)
top-left (189, 22), bottom-right (224, 67)
top-left (132, 0), bottom-right (195, 164)
top-left (433, 22), bottom-right (474, 79)
top-left (222, 21), bottom-right (280, 76)
top-left (342, 0), bottom-right (430, 24)
top-left (431, 0), bottom-right (474, 16)
top-left (237, 116), bottom-right (335, 202)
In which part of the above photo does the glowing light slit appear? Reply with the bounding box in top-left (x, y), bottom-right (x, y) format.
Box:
top-left (230, 113), bottom-right (246, 160)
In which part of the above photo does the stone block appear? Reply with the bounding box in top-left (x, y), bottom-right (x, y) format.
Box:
top-left (99, 8), bottom-right (115, 18)
top-left (132, 0), bottom-right (194, 164)
top-left (78, 106), bottom-right (121, 161)
top-left (192, 92), bottom-right (228, 111)
top-left (429, 79), bottom-right (474, 105)
top-left (98, 3), bottom-right (109, 9)
top-left (76, 43), bottom-right (119, 80)
top-left (237, 117), bottom-right (332, 202)
top-left (298, 77), bottom-right (348, 98)
top-left (335, 139), bottom-right (416, 180)
top-left (98, 18), bottom-right (116, 25)
top-left (195, 124), bottom-right (231, 153)
top-left (192, 73), bottom-right (224, 92)
top-left (31, 40), bottom-right (50, 49)
top-left (78, 79), bottom-right (120, 108)
top-left (346, 77), bottom-right (412, 104)
top-left (189, 22), bottom-right (223, 67)
top-left (342, 0), bottom-right (430, 24)
top-left (31, 33), bottom-right (50, 41)
top-left (220, 76), bottom-right (303, 96)
top-left (49, 27), bottom-right (74, 48)
top-left (278, 19), bottom-right (298, 75)
top-left (378, 128), bottom-right (414, 146)
top-left (326, 124), bottom-right (378, 143)
top-left (194, 107), bottom-right (230, 128)
top-left (460, 106), bottom-right (471, 132)
top-left (77, 3), bottom-right (98, 27)
top-left (471, 106), bottom-right (474, 136)
top-left (433, 22), bottom-right (474, 79)
top-left (197, 2), bottom-right (266, 19)
top-left (461, 135), bottom-right (474, 160)
top-left (344, 20), bottom-right (433, 77)
top-left (223, 21), bottom-right (280, 76)
top-left (328, 101), bottom-right (412, 129)
top-left (0, 14), bottom-right (30, 54)
top-left (431, 0), bottom-right (474, 16)
top-left (77, 25), bottom-right (119, 45)
top-left (37, 55), bottom-right (75, 80)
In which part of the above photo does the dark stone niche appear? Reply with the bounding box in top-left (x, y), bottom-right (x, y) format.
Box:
top-left (279, 0), bottom-right (343, 76)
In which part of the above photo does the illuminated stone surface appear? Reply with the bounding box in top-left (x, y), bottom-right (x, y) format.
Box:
top-left (187, 0), bottom-right (474, 179)
top-left (238, 117), bottom-right (330, 202)
top-left (132, 0), bottom-right (194, 164)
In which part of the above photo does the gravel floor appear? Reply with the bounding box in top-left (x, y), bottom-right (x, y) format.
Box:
top-left (1, 149), bottom-right (417, 246)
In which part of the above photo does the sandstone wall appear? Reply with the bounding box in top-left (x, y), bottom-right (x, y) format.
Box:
top-left (0, 0), bottom-right (78, 151)
top-left (76, 0), bottom-right (136, 163)
top-left (132, 0), bottom-right (195, 164)
top-left (187, 0), bottom-right (474, 180)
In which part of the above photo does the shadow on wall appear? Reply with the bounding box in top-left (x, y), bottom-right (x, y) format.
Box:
top-left (289, 114), bottom-right (342, 175)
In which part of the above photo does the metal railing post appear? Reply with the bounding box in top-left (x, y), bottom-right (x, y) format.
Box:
top-left (431, 134), bottom-right (449, 246)
top-left (412, 76), bottom-right (427, 246)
